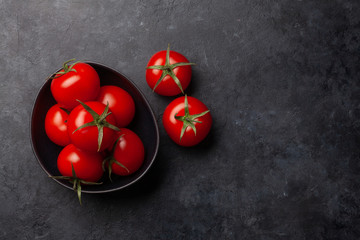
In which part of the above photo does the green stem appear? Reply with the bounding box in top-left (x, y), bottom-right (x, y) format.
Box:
top-left (146, 44), bottom-right (195, 94)
top-left (174, 95), bottom-right (210, 141)
top-left (49, 59), bottom-right (80, 79)
top-left (49, 164), bottom-right (102, 205)
top-left (72, 100), bottom-right (120, 152)
top-left (103, 134), bottom-right (129, 181)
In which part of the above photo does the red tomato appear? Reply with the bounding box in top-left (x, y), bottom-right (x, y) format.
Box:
top-left (110, 128), bottom-right (145, 176)
top-left (163, 95), bottom-right (212, 147)
top-left (45, 104), bottom-right (70, 146)
top-left (57, 144), bottom-right (103, 182)
top-left (51, 60), bottom-right (100, 110)
top-left (67, 101), bottom-right (119, 152)
top-left (97, 86), bottom-right (135, 128)
top-left (146, 45), bottom-right (194, 96)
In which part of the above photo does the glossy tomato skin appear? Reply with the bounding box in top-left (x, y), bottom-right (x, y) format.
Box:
top-left (163, 96), bottom-right (212, 147)
top-left (67, 101), bottom-right (118, 152)
top-left (111, 128), bottom-right (145, 176)
top-left (146, 50), bottom-right (192, 96)
top-left (45, 104), bottom-right (70, 146)
top-left (57, 144), bottom-right (103, 182)
top-left (97, 86), bottom-right (135, 128)
top-left (51, 62), bottom-right (100, 110)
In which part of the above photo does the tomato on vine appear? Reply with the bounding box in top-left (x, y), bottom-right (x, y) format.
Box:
top-left (146, 44), bottom-right (195, 96)
top-left (67, 100), bottom-right (119, 152)
top-left (51, 59), bottom-right (100, 110)
top-left (103, 128), bottom-right (145, 179)
top-left (163, 95), bottom-right (212, 147)
top-left (53, 144), bottom-right (103, 204)
top-left (97, 86), bottom-right (135, 128)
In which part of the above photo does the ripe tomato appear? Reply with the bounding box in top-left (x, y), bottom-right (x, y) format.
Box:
top-left (57, 144), bottom-right (103, 183)
top-left (97, 86), bottom-right (135, 128)
top-left (107, 128), bottom-right (145, 176)
top-left (44, 104), bottom-right (71, 146)
top-left (146, 45), bottom-right (195, 96)
top-left (67, 101), bottom-right (119, 152)
top-left (51, 60), bottom-right (100, 110)
top-left (163, 95), bottom-right (212, 147)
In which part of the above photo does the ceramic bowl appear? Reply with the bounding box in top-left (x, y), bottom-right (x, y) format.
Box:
top-left (30, 62), bottom-right (159, 193)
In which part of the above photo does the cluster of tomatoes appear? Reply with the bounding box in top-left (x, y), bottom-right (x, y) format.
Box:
top-left (45, 45), bottom-right (211, 204)
top-left (45, 60), bottom-right (144, 203)
top-left (146, 45), bottom-right (212, 147)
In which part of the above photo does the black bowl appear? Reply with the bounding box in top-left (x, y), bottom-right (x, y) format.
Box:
top-left (30, 62), bottom-right (159, 193)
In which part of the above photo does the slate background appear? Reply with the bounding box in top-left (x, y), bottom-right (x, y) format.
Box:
top-left (1, 0), bottom-right (360, 239)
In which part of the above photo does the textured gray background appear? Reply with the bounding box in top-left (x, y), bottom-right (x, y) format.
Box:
top-left (1, 0), bottom-right (360, 239)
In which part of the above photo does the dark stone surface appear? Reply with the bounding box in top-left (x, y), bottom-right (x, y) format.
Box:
top-left (1, 0), bottom-right (360, 239)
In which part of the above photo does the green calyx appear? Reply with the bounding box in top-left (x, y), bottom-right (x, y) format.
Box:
top-left (175, 95), bottom-right (210, 141)
top-left (50, 163), bottom-right (102, 205)
top-left (72, 100), bottom-right (120, 152)
top-left (59, 107), bottom-right (70, 123)
top-left (50, 58), bottom-right (81, 79)
top-left (102, 134), bottom-right (130, 181)
top-left (146, 44), bottom-right (195, 94)
top-left (59, 107), bottom-right (71, 115)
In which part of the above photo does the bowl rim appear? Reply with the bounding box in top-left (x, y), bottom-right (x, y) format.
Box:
top-left (30, 61), bottom-right (160, 193)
